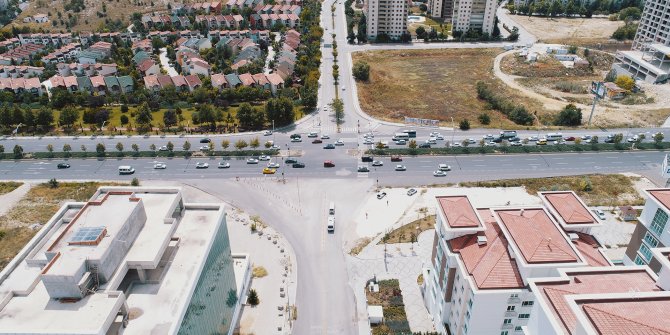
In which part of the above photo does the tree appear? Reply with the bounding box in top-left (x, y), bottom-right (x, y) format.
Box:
top-left (47, 144), bottom-right (54, 153)
top-left (352, 61), bottom-right (370, 81)
top-left (357, 14), bottom-right (367, 43)
top-left (416, 26), bottom-right (427, 39)
top-left (265, 98), bottom-right (294, 127)
top-left (614, 75), bottom-right (635, 90)
top-left (330, 98), bottom-right (344, 126)
top-left (120, 114), bottom-right (129, 125)
top-left (478, 113), bottom-right (491, 125)
top-left (63, 144), bottom-right (72, 157)
top-left (58, 107), bottom-right (79, 130)
top-left (654, 132), bottom-right (664, 146)
top-left (618, 7), bottom-right (641, 20)
top-left (131, 178), bottom-right (140, 186)
top-left (235, 139), bottom-right (248, 150)
top-left (183, 140), bottom-right (191, 151)
top-left (150, 144), bottom-right (157, 152)
top-left (555, 104), bottom-right (582, 126)
top-left (163, 109), bottom-right (177, 128)
top-left (132, 143), bottom-right (139, 154)
top-left (120, 104), bottom-right (129, 113)
top-left (238, 103), bottom-right (265, 130)
top-left (636, 133), bottom-right (646, 145)
top-left (408, 139), bottom-right (417, 149)
top-left (36, 108), bottom-right (54, 130)
top-left (167, 141), bottom-right (174, 151)
top-left (221, 139), bottom-right (230, 150)
top-left (605, 69), bottom-right (617, 82)
top-left (459, 119), bottom-right (470, 130)
top-left (13, 145), bottom-right (23, 159)
top-left (135, 102), bottom-right (153, 131)
top-left (116, 142), bottom-right (124, 153)
top-left (249, 137), bottom-right (260, 149)
top-left (613, 133), bottom-right (624, 144)
top-left (80, 144), bottom-right (87, 153)
top-left (96, 143), bottom-right (106, 157)
top-left (248, 288), bottom-right (259, 306)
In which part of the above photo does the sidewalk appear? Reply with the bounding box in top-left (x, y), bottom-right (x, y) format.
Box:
top-left (0, 182), bottom-right (31, 217)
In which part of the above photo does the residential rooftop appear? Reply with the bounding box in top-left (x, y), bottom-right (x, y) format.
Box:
top-left (541, 191), bottom-right (599, 227)
top-left (647, 189), bottom-right (670, 212)
top-left (437, 195), bottom-right (482, 229)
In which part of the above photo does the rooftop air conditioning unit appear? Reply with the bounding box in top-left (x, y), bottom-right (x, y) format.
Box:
top-left (477, 236), bottom-right (487, 246)
top-left (568, 233), bottom-right (579, 241)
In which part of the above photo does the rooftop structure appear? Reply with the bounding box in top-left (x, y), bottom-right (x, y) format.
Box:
top-left (0, 187), bottom-right (250, 335)
top-left (540, 191), bottom-right (600, 229)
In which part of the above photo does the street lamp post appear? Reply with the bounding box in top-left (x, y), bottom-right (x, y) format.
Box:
top-left (451, 117), bottom-right (455, 144)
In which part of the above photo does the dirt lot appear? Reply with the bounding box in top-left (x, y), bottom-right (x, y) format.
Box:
top-left (353, 48), bottom-right (545, 128)
top-left (508, 16), bottom-right (624, 43)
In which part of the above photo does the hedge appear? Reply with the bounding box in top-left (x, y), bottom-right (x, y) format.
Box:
top-left (3, 149), bottom-right (279, 160)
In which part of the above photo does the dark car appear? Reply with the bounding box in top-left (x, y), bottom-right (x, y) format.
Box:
top-left (492, 137), bottom-right (504, 143)
top-left (604, 135), bottom-right (615, 143)
top-left (285, 158), bottom-right (298, 164)
top-left (57, 163), bottom-right (70, 169)
top-left (564, 136), bottom-right (576, 141)
top-left (323, 160), bottom-right (335, 167)
top-left (312, 139), bottom-right (323, 144)
top-left (290, 134), bottom-right (301, 139)
top-left (323, 144), bottom-right (335, 149)
top-left (199, 138), bottom-right (211, 143)
top-left (292, 162), bottom-right (306, 168)
top-left (419, 143), bottom-right (431, 148)
top-left (362, 156), bottom-right (373, 162)
top-left (391, 155), bottom-right (403, 162)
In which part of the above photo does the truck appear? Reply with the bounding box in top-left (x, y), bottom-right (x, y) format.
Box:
top-left (500, 130), bottom-right (518, 139)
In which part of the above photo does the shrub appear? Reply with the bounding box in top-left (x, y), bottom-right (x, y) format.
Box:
top-left (131, 178), bottom-right (140, 186)
top-left (13, 145), bottom-right (23, 159)
top-left (47, 178), bottom-right (59, 188)
top-left (615, 75), bottom-right (635, 90)
top-left (248, 289), bottom-right (259, 306)
top-left (459, 119), bottom-right (470, 130)
top-left (555, 104), bottom-right (582, 126)
top-left (95, 143), bottom-right (106, 157)
top-left (478, 113), bottom-right (491, 125)
top-left (352, 61), bottom-right (370, 81)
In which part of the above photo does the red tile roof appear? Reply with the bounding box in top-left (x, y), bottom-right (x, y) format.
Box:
top-left (543, 192), bottom-right (598, 225)
top-left (496, 208), bottom-right (579, 264)
top-left (571, 233), bottom-right (609, 267)
top-left (537, 270), bottom-right (661, 335)
top-left (649, 189), bottom-right (670, 211)
top-left (437, 196), bottom-right (481, 228)
top-left (448, 209), bottom-right (524, 289)
top-left (580, 298), bottom-right (670, 335)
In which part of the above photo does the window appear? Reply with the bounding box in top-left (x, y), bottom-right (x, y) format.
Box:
top-left (515, 326), bottom-right (523, 331)
top-left (644, 231), bottom-right (659, 248)
top-left (519, 313), bottom-right (530, 319)
top-left (501, 331), bottom-right (509, 335)
top-left (464, 324), bottom-right (469, 334)
top-left (510, 293), bottom-right (519, 298)
top-left (639, 243), bottom-right (653, 262)
top-left (522, 301), bottom-right (534, 307)
top-left (504, 318), bottom-right (512, 324)
top-left (466, 310), bottom-right (471, 320)
top-left (634, 255), bottom-right (647, 265)
top-left (650, 208), bottom-right (668, 236)
top-left (507, 305), bottom-right (516, 311)
top-left (468, 299), bottom-right (473, 309)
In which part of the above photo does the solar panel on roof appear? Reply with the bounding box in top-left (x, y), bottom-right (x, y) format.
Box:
top-left (69, 226), bottom-right (105, 243)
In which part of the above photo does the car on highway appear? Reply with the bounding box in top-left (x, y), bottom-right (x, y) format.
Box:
top-left (218, 162), bottom-right (231, 168)
top-left (627, 135), bottom-right (639, 143)
top-left (246, 158), bottom-right (259, 164)
top-left (536, 139), bottom-right (547, 145)
top-left (451, 142), bottom-right (462, 147)
top-left (407, 188), bottom-right (417, 196)
top-left (292, 162), bottom-right (306, 168)
top-left (323, 160), bottom-right (335, 168)
top-left (433, 170), bottom-right (447, 177)
top-left (391, 155), bottom-right (402, 162)
top-left (57, 163), bottom-right (70, 169)
top-left (358, 166), bottom-right (370, 172)
top-left (158, 145), bottom-right (168, 151)
top-left (259, 155), bottom-right (271, 161)
top-left (438, 164), bottom-right (451, 171)
top-left (372, 160), bottom-right (383, 167)
top-left (419, 143), bottom-right (431, 148)
top-left (308, 132), bottom-right (318, 138)
top-left (262, 167), bottom-right (276, 174)
top-left (427, 137), bottom-right (437, 144)
top-left (483, 134), bottom-right (495, 141)
top-left (199, 145), bottom-right (210, 151)
top-left (321, 134), bottom-right (330, 139)
top-left (468, 138), bottom-right (476, 144)
top-left (199, 138), bottom-right (211, 143)
top-left (485, 142), bottom-right (496, 147)
top-left (604, 134), bottom-right (615, 143)
top-left (267, 162), bottom-right (280, 168)
top-left (395, 165), bottom-right (407, 171)
top-left (195, 162), bottom-right (209, 169)
top-left (377, 192), bottom-right (387, 199)
top-left (335, 139), bottom-right (344, 146)
top-left (527, 136), bottom-right (539, 142)
top-left (362, 156), bottom-right (374, 162)
top-left (263, 130), bottom-right (273, 136)
top-left (395, 139), bottom-right (406, 145)
top-left (436, 135), bottom-right (444, 140)
top-left (119, 166), bottom-right (135, 175)
top-left (564, 136), bottom-right (576, 141)
top-left (364, 138), bottom-right (374, 145)
top-left (271, 144), bottom-right (281, 150)
top-left (291, 137), bottom-right (302, 142)
top-left (153, 162), bottom-right (167, 169)
top-left (510, 141), bottom-right (523, 146)
top-left (323, 143), bottom-right (335, 149)
top-left (290, 133), bottom-right (301, 139)
top-left (312, 139), bottom-right (323, 144)
top-left (594, 209), bottom-right (606, 220)
top-left (581, 135), bottom-right (592, 141)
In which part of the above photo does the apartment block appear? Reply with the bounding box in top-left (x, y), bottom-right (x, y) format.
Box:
top-left (451, 0), bottom-right (497, 35)
top-left (0, 187), bottom-right (251, 335)
top-left (364, 0), bottom-right (410, 40)
top-left (427, 0), bottom-right (453, 21)
top-left (612, 0), bottom-right (670, 83)
top-left (422, 191), bottom-right (610, 334)
top-left (623, 188), bottom-right (670, 271)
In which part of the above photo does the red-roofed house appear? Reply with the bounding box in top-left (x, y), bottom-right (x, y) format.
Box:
top-left (265, 72), bottom-right (284, 95)
top-left (89, 76), bottom-right (107, 94)
top-left (237, 72), bottom-right (255, 87)
top-left (210, 73), bottom-right (229, 90)
top-left (144, 75), bottom-right (160, 92)
top-left (136, 59), bottom-right (160, 76)
top-left (171, 75), bottom-right (188, 92)
top-left (184, 75), bottom-right (202, 91)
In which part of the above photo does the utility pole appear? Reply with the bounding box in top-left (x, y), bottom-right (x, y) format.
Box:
top-left (451, 117), bottom-right (455, 144)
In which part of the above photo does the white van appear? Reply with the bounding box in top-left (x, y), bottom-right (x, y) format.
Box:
top-left (329, 202), bottom-right (335, 215)
top-left (118, 166), bottom-right (135, 175)
top-left (546, 133), bottom-right (563, 141)
top-left (327, 216), bottom-right (335, 232)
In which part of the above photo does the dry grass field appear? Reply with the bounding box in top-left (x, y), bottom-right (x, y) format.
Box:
top-left (353, 48), bottom-right (545, 128)
top-left (508, 16), bottom-right (624, 43)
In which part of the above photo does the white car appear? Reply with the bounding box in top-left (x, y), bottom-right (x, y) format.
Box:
top-left (267, 162), bottom-right (280, 168)
top-left (195, 162), bottom-right (209, 169)
top-left (218, 162), bottom-right (231, 168)
top-left (395, 139), bottom-right (406, 145)
top-left (246, 158), bottom-right (259, 164)
top-left (430, 131), bottom-right (440, 137)
top-left (271, 144), bottom-right (281, 149)
top-left (158, 145), bottom-right (168, 151)
top-left (335, 139), bottom-right (344, 146)
top-left (451, 142), bottom-right (462, 147)
top-left (510, 141), bottom-right (523, 146)
top-left (395, 165), bottom-right (407, 171)
top-left (259, 155), bottom-right (271, 161)
top-left (468, 138), bottom-right (476, 144)
top-left (199, 145), bottom-right (210, 151)
top-left (291, 137), bottom-right (302, 142)
top-left (594, 209), bottom-right (606, 220)
top-left (372, 160), bottom-right (384, 166)
top-left (153, 162), bottom-right (167, 169)
top-left (433, 170), bottom-right (447, 177)
top-left (308, 132), bottom-right (318, 138)
top-left (364, 139), bottom-right (374, 145)
top-left (263, 130), bottom-right (273, 136)
top-left (438, 164), bottom-right (451, 171)
top-left (428, 137), bottom-right (437, 144)
top-left (485, 142), bottom-right (497, 147)
top-left (321, 134), bottom-right (330, 139)
top-left (436, 135), bottom-right (444, 140)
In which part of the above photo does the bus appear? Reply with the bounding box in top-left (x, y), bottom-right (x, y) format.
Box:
top-left (393, 133), bottom-right (410, 141)
top-left (500, 130), bottom-right (518, 139)
top-left (546, 133), bottom-right (563, 141)
top-left (402, 129), bottom-right (417, 138)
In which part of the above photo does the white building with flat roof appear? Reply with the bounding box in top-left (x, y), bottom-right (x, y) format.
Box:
top-left (422, 192), bottom-right (611, 335)
top-left (0, 186), bottom-right (250, 335)
top-left (365, 0), bottom-right (410, 40)
top-left (451, 0), bottom-right (497, 35)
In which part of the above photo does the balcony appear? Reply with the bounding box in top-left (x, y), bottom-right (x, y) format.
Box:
top-left (505, 311), bottom-right (518, 318)
top-left (507, 297), bottom-right (521, 304)
top-left (501, 323), bottom-right (514, 330)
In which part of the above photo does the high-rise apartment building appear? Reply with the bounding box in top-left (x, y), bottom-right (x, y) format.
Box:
top-left (612, 0), bottom-right (670, 83)
top-left (427, 0), bottom-right (453, 21)
top-left (623, 188), bottom-right (670, 270)
top-left (451, 0), bottom-right (497, 35)
top-left (365, 0), bottom-right (410, 40)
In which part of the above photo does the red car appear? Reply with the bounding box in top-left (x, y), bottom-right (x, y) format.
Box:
top-left (564, 136), bottom-right (576, 141)
top-left (391, 155), bottom-right (403, 162)
top-left (324, 160), bottom-right (335, 168)
top-left (312, 139), bottom-right (323, 144)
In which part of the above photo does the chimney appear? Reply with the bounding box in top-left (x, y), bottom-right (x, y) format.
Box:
top-left (477, 236), bottom-right (488, 246)
top-left (520, 209), bottom-right (525, 216)
top-left (568, 233), bottom-right (579, 241)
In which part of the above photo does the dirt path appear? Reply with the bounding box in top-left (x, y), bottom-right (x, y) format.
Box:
top-left (0, 183), bottom-right (31, 217)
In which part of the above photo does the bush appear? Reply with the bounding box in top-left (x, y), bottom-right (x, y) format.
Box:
top-left (478, 113), bottom-right (491, 125)
top-left (352, 61), bottom-right (370, 81)
top-left (476, 81), bottom-right (533, 125)
top-left (13, 145), bottom-right (23, 159)
top-left (615, 75), bottom-right (635, 90)
top-left (47, 178), bottom-right (59, 188)
top-left (95, 143), bottom-right (106, 157)
top-left (612, 23), bottom-right (638, 40)
top-left (131, 178), bottom-right (140, 186)
top-left (248, 289), bottom-right (259, 306)
top-left (618, 7), bottom-right (641, 20)
top-left (555, 104), bottom-right (582, 126)
top-left (459, 119), bottom-right (470, 130)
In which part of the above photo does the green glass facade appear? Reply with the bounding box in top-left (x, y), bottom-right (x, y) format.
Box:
top-left (179, 214), bottom-right (237, 335)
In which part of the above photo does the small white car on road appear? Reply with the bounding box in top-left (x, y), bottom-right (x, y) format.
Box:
top-left (246, 158), bottom-right (259, 164)
top-left (438, 164), bottom-right (451, 171)
top-left (195, 162), bottom-right (209, 169)
top-left (218, 162), bottom-right (230, 168)
top-left (335, 139), bottom-right (345, 146)
top-left (594, 209), bottom-right (606, 220)
top-left (259, 155), bottom-right (271, 161)
top-left (267, 162), bottom-right (280, 168)
top-left (153, 162), bottom-right (167, 169)
top-left (263, 130), bottom-right (273, 136)
top-left (433, 170), bottom-right (447, 177)
top-left (321, 134), bottom-right (330, 139)
top-left (395, 165), bottom-right (407, 171)
top-left (372, 160), bottom-right (384, 167)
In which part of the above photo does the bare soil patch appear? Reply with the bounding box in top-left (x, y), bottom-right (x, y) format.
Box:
top-left (507, 16), bottom-right (624, 42)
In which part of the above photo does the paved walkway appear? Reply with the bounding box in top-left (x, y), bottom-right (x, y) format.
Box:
top-left (0, 182), bottom-right (31, 217)
top-left (348, 230), bottom-right (436, 334)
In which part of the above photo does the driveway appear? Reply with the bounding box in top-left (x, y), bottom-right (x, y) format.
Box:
top-left (159, 47), bottom-right (178, 76)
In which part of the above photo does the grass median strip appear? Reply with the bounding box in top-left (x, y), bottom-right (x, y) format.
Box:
top-left (0, 149), bottom-right (280, 160)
